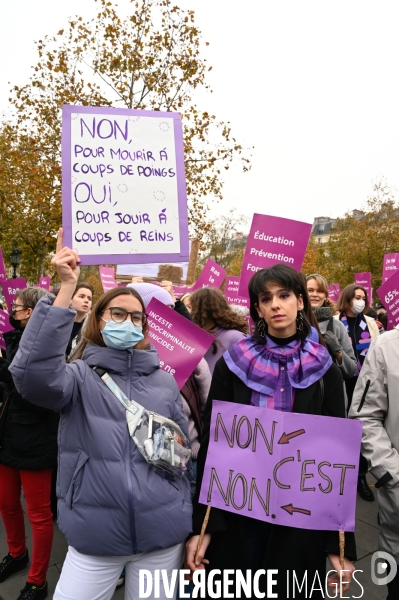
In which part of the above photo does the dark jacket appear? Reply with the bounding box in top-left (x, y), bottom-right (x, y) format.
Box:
top-left (193, 356), bottom-right (356, 599)
top-left (0, 328), bottom-right (59, 470)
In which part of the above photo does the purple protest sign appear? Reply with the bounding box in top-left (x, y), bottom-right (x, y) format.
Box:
top-left (354, 272), bottom-right (372, 302)
top-left (2, 278), bottom-right (27, 311)
top-left (333, 283), bottom-right (341, 298)
top-left (327, 285), bottom-right (338, 302)
top-left (0, 309), bottom-right (13, 351)
top-left (376, 270), bottom-right (399, 328)
top-left (62, 105), bottom-right (189, 266)
top-left (224, 276), bottom-right (249, 308)
top-left (192, 259), bottom-right (226, 291)
top-left (0, 248), bottom-right (7, 282)
top-left (172, 284), bottom-right (190, 299)
top-left (145, 298), bottom-right (214, 389)
top-left (239, 215), bottom-right (312, 297)
top-left (38, 276), bottom-right (51, 290)
top-left (99, 266), bottom-right (117, 293)
top-left (199, 401), bottom-right (362, 532)
top-left (382, 253), bottom-right (399, 283)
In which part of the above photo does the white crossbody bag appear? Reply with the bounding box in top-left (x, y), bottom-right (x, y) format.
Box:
top-left (93, 367), bottom-right (191, 479)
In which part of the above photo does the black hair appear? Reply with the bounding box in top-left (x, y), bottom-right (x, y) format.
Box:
top-left (248, 264), bottom-right (319, 343)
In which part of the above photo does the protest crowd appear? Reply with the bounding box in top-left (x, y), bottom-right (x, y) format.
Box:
top-left (0, 223), bottom-right (397, 600)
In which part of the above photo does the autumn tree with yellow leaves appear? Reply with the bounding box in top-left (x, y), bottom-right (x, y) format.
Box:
top-left (302, 178), bottom-right (399, 299)
top-left (0, 0), bottom-right (250, 282)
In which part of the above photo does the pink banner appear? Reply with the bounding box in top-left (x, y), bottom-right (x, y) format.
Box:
top-left (2, 278), bottom-right (27, 311)
top-left (0, 248), bottom-right (6, 282)
top-left (239, 215), bottom-right (312, 297)
top-left (328, 283), bottom-right (341, 302)
top-left (99, 266), bottom-right (117, 292)
top-left (38, 276), bottom-right (51, 290)
top-left (0, 308), bottom-right (13, 351)
top-left (354, 272), bottom-right (372, 301)
top-left (199, 400), bottom-right (362, 532)
top-left (382, 253), bottom-right (399, 283)
top-left (376, 270), bottom-right (399, 329)
top-left (192, 259), bottom-right (226, 291)
top-left (145, 297), bottom-right (214, 389)
top-left (224, 276), bottom-right (249, 308)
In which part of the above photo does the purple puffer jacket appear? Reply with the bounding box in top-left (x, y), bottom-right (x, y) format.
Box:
top-left (10, 296), bottom-right (192, 556)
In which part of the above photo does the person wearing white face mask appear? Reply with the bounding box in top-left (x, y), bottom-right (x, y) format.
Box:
top-left (9, 230), bottom-right (192, 600)
top-left (336, 284), bottom-right (379, 502)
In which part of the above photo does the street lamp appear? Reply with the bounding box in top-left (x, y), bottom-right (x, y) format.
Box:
top-left (10, 244), bottom-right (22, 279)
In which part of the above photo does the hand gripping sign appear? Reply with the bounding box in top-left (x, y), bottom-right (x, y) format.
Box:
top-left (199, 401), bottom-right (362, 532)
top-left (62, 105), bottom-right (190, 265)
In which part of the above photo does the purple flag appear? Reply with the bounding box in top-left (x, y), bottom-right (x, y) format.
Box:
top-left (376, 270), bottom-right (399, 328)
top-left (99, 266), bottom-right (117, 292)
top-left (38, 276), bottom-right (51, 290)
top-left (145, 298), bottom-right (214, 389)
top-left (0, 248), bottom-right (7, 282)
top-left (199, 400), bottom-right (362, 532)
top-left (192, 259), bottom-right (226, 291)
top-left (2, 278), bottom-right (27, 311)
top-left (62, 105), bottom-right (189, 266)
top-left (224, 276), bottom-right (249, 308)
top-left (0, 309), bottom-right (13, 351)
top-left (239, 215), bottom-right (312, 297)
top-left (354, 272), bottom-right (372, 302)
top-left (382, 253), bottom-right (399, 283)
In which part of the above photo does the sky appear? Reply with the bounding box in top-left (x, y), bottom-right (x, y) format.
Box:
top-left (1, 0), bottom-right (399, 228)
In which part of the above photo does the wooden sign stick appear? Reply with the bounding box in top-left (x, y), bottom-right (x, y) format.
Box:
top-left (195, 505), bottom-right (211, 562)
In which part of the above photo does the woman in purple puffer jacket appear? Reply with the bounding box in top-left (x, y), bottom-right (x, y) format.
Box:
top-left (10, 231), bottom-right (192, 600)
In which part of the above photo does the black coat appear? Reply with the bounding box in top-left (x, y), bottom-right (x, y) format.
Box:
top-left (193, 356), bottom-right (357, 599)
top-left (0, 328), bottom-right (59, 470)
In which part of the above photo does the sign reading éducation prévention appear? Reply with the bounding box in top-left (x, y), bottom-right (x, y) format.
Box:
top-left (146, 297), bottom-right (214, 389)
top-left (99, 266), bottom-right (117, 293)
top-left (238, 215), bottom-right (312, 297)
top-left (224, 276), bottom-right (249, 308)
top-left (0, 309), bottom-right (13, 351)
top-left (62, 105), bottom-right (189, 265)
top-left (199, 401), bottom-right (362, 532)
top-left (354, 272), bottom-right (372, 301)
top-left (2, 278), bottom-right (27, 310)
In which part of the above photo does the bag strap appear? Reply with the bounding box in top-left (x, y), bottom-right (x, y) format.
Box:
top-left (92, 366), bottom-right (142, 416)
top-left (326, 317), bottom-right (335, 333)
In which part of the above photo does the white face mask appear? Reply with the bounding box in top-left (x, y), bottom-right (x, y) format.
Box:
top-left (352, 299), bottom-right (365, 315)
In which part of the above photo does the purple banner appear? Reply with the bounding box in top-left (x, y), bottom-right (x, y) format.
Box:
top-left (0, 248), bottom-right (6, 282)
top-left (145, 298), bottom-right (214, 389)
top-left (199, 401), bottom-right (362, 532)
top-left (2, 278), bottom-right (27, 311)
top-left (62, 105), bottom-right (189, 266)
top-left (376, 270), bottom-right (399, 328)
top-left (354, 272), bottom-right (372, 301)
top-left (38, 276), bottom-right (51, 290)
top-left (192, 259), bottom-right (226, 291)
top-left (327, 285), bottom-right (338, 302)
top-left (224, 276), bottom-right (249, 308)
top-left (239, 215), bottom-right (312, 297)
top-left (99, 266), bottom-right (117, 293)
top-left (0, 309), bottom-right (13, 351)
top-left (382, 253), bottom-right (399, 283)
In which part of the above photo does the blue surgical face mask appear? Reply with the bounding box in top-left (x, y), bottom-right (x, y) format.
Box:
top-left (100, 319), bottom-right (144, 350)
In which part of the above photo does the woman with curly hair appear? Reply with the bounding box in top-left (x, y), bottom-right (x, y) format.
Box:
top-left (189, 288), bottom-right (248, 374)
